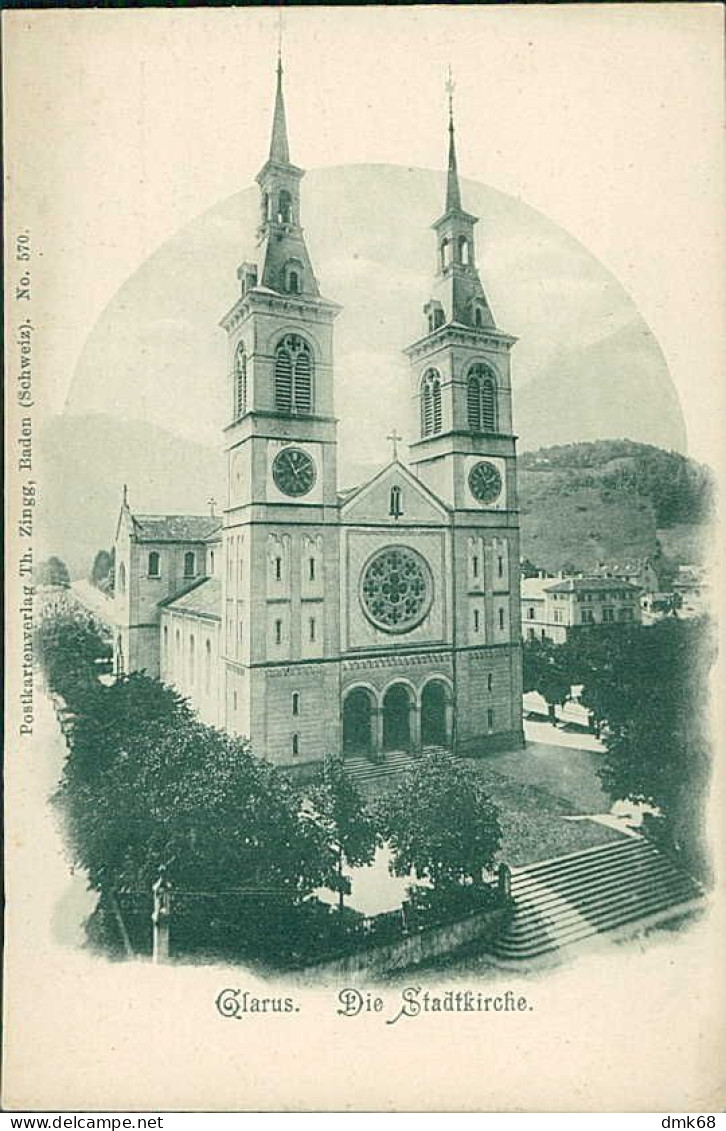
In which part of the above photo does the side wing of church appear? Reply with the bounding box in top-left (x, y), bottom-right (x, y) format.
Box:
top-left (112, 59), bottom-right (524, 767)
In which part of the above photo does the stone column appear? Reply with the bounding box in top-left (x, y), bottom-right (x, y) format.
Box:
top-left (444, 699), bottom-right (455, 748)
top-left (373, 706), bottom-right (384, 757)
top-left (410, 699), bottom-right (421, 752)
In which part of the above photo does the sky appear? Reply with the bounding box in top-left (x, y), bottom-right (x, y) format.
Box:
top-left (5, 5), bottom-right (724, 464)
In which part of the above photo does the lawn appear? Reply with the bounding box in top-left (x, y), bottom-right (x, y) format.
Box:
top-left (461, 758), bottom-right (623, 867)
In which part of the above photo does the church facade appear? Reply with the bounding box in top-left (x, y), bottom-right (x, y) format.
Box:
top-left (113, 61), bottom-right (524, 769)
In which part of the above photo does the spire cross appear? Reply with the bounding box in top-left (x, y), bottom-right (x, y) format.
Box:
top-left (445, 65), bottom-right (455, 126)
top-left (276, 7), bottom-right (283, 71)
top-left (387, 429), bottom-right (403, 461)
top-left (208, 496), bottom-right (217, 518)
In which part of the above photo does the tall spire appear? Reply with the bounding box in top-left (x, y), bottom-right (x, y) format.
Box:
top-left (445, 66), bottom-right (462, 213)
top-left (269, 40), bottom-right (291, 165)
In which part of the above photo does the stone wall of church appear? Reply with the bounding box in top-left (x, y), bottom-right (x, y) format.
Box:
top-left (160, 609), bottom-right (222, 728)
top-left (455, 645), bottom-right (523, 752)
top-left (248, 662), bottom-right (341, 764)
top-left (341, 528), bottom-right (451, 654)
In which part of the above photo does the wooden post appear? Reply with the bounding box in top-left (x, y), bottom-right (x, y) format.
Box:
top-left (151, 866), bottom-right (172, 963)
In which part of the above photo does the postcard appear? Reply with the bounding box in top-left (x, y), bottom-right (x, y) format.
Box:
top-left (3, 4), bottom-right (725, 1113)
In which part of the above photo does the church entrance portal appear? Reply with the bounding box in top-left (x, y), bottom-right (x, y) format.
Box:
top-left (421, 680), bottom-right (448, 747)
top-left (382, 684), bottom-right (412, 751)
top-left (343, 688), bottom-right (374, 755)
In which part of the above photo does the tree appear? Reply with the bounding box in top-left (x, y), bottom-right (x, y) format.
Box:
top-left (90, 548), bottom-right (114, 593)
top-left (35, 556), bottom-right (71, 588)
top-left (308, 762), bottom-right (378, 910)
top-left (54, 672), bottom-right (334, 905)
top-left (522, 638), bottom-right (571, 723)
top-left (378, 753), bottom-right (502, 889)
top-left (35, 607), bottom-right (110, 704)
top-left (573, 618), bottom-right (714, 878)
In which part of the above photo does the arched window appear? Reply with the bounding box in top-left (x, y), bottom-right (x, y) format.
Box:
top-left (440, 237), bottom-right (452, 271)
top-left (189, 634), bottom-right (195, 685)
top-left (278, 189), bottom-right (292, 224)
top-left (467, 364), bottom-right (498, 433)
top-left (292, 692), bottom-right (300, 717)
top-left (389, 485), bottom-right (403, 518)
top-left (292, 733), bottom-right (300, 756)
top-left (420, 369), bottom-right (442, 437)
top-left (117, 563), bottom-right (126, 595)
top-left (210, 550), bottom-right (215, 575)
top-left (474, 305), bottom-right (484, 327)
top-left (184, 551), bottom-right (196, 578)
top-left (234, 342), bottom-right (246, 419)
top-left (148, 551), bottom-right (160, 578)
top-left (163, 625), bottom-right (168, 659)
top-left (205, 639), bottom-right (212, 694)
top-left (274, 334), bottom-right (313, 414)
top-left (458, 235), bottom-right (470, 265)
top-left (261, 191), bottom-right (270, 222)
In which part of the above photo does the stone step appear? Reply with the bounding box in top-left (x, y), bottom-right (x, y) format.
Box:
top-left (493, 888), bottom-right (703, 959)
top-left (509, 851), bottom-right (686, 914)
top-left (491, 837), bottom-right (703, 960)
top-left (502, 873), bottom-right (699, 945)
top-left (342, 747), bottom-right (452, 784)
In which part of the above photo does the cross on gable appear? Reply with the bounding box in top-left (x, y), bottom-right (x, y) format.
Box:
top-left (387, 429), bottom-right (403, 461)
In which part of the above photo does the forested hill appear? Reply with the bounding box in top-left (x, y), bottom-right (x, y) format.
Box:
top-left (518, 440), bottom-right (713, 573)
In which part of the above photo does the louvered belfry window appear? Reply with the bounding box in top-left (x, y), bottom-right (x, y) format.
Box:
top-left (275, 335), bottom-right (312, 415)
top-left (432, 375), bottom-right (442, 434)
top-left (420, 369), bottom-right (442, 437)
top-left (467, 364), bottom-right (498, 433)
top-left (421, 378), bottom-right (433, 437)
top-left (234, 342), bottom-right (247, 419)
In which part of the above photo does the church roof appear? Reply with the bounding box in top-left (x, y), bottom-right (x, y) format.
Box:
top-left (130, 514), bottom-right (222, 544)
top-left (160, 577), bottom-right (221, 620)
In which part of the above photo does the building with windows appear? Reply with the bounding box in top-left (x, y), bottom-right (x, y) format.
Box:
top-left (113, 60), bottom-right (524, 767)
top-left (521, 575), bottom-right (641, 644)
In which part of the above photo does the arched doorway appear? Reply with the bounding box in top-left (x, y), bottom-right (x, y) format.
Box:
top-left (343, 687), bottom-right (374, 755)
top-left (421, 680), bottom-right (449, 747)
top-left (382, 684), bottom-right (412, 751)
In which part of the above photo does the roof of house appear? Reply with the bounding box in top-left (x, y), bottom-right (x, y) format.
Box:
top-left (159, 577), bottom-right (221, 619)
top-left (545, 576), bottom-right (641, 595)
top-left (596, 561), bottom-right (649, 577)
top-left (521, 578), bottom-right (551, 601)
top-left (131, 514), bottom-right (222, 544)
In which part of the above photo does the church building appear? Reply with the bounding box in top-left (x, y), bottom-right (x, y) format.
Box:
top-left (113, 59), bottom-right (524, 768)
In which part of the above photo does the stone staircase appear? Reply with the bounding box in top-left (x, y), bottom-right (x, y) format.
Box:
top-left (491, 837), bottom-right (704, 962)
top-left (343, 747), bottom-right (450, 785)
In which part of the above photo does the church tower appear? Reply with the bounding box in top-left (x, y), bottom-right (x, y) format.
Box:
top-left (219, 55), bottom-right (342, 762)
top-left (405, 79), bottom-right (524, 753)
top-left (406, 80), bottom-right (517, 509)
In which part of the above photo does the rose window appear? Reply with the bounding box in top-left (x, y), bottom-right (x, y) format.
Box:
top-left (360, 546), bottom-right (432, 634)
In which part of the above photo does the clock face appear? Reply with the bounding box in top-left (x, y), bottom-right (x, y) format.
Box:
top-left (468, 460), bottom-right (503, 505)
top-left (272, 447), bottom-right (316, 497)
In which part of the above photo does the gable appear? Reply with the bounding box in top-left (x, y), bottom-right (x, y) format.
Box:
top-left (341, 461), bottom-right (449, 526)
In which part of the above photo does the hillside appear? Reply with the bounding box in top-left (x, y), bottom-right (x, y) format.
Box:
top-left (36, 418), bottom-right (711, 583)
top-left (518, 440), bottom-right (713, 573)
